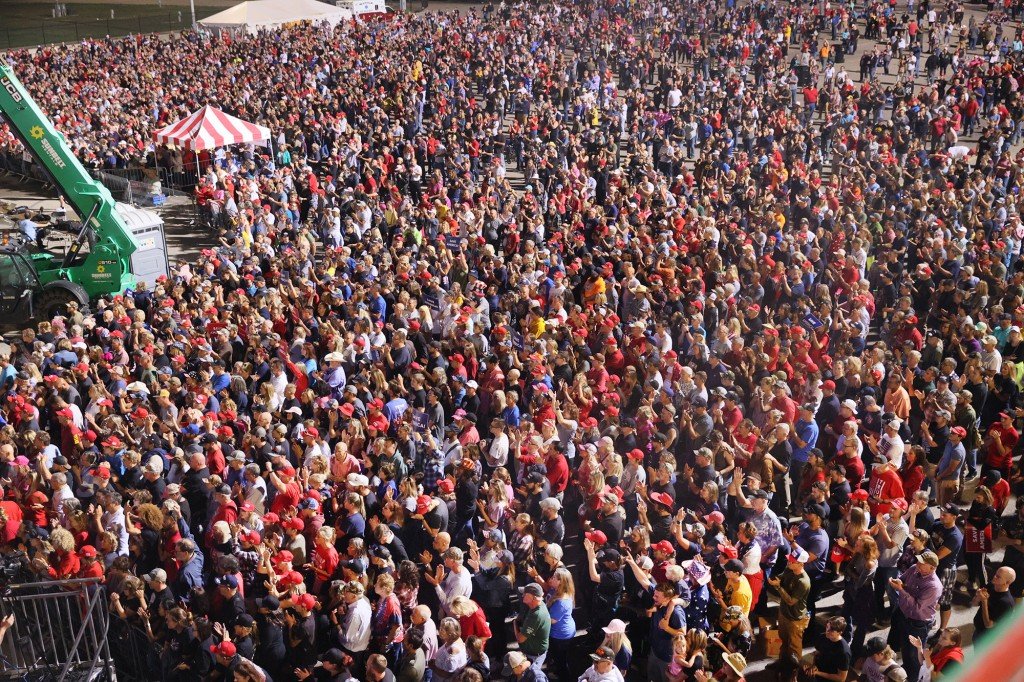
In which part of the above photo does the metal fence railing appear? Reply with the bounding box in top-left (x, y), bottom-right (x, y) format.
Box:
top-left (107, 616), bottom-right (159, 682)
top-left (0, 577), bottom-right (115, 681)
top-left (0, 11), bottom-right (217, 50)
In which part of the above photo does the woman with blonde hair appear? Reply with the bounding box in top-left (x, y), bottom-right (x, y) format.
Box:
top-left (36, 522), bottom-right (77, 577)
top-left (478, 473), bottom-right (510, 535)
top-left (311, 526), bottom-right (339, 594)
top-left (547, 566), bottom-right (576, 680)
top-left (600, 618), bottom-right (633, 674)
top-left (341, 417), bottom-right (367, 461)
top-left (508, 513), bottom-right (536, 575)
top-left (127, 502), bottom-right (164, 575)
top-left (370, 572), bottom-right (404, 668)
top-left (834, 505), bottom-right (870, 573)
top-left (842, 534), bottom-right (879, 657)
top-left (448, 595), bottom-right (491, 645)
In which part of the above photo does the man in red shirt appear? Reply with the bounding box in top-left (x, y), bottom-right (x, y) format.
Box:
top-left (867, 460), bottom-right (905, 517)
top-left (544, 444), bottom-right (569, 495)
top-left (985, 412), bottom-right (1019, 475)
top-left (206, 484), bottom-right (239, 545)
top-left (269, 464), bottom-right (301, 515)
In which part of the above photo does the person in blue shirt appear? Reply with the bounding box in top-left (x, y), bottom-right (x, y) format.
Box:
top-left (16, 211), bottom-right (42, 250)
top-left (683, 559), bottom-right (712, 632)
top-left (545, 567), bottom-right (576, 682)
top-left (0, 356), bottom-right (15, 392)
top-left (648, 581), bottom-right (686, 682)
top-left (100, 436), bottom-right (127, 477)
top-left (789, 405), bottom-right (820, 513)
top-left (502, 396), bottom-right (521, 428)
top-left (173, 538), bottom-right (204, 603)
top-left (210, 361), bottom-right (231, 394)
top-left (323, 352), bottom-right (347, 397)
top-left (796, 503), bottom-right (831, 635)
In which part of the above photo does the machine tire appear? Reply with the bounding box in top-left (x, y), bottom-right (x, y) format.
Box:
top-left (35, 282), bottom-right (88, 321)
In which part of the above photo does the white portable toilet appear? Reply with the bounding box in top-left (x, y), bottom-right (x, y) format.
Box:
top-left (115, 203), bottom-right (170, 287)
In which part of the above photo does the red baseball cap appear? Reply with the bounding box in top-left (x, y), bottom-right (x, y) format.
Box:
top-left (704, 511), bottom-right (725, 525)
top-left (210, 642), bottom-right (236, 657)
top-left (585, 530), bottom-right (608, 546)
top-left (651, 541), bottom-right (675, 555)
top-left (277, 570), bottom-right (304, 587)
top-left (649, 492), bottom-right (674, 508)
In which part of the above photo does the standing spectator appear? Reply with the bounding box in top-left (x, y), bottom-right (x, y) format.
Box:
top-left (888, 551), bottom-right (942, 682)
top-left (841, 535), bottom-right (878, 657)
top-left (546, 567), bottom-right (576, 682)
top-left (972, 566), bottom-right (1018, 639)
top-left (336, 580), bottom-right (371, 668)
top-left (768, 546), bottom-right (811, 663)
top-left (514, 583), bottom-right (550, 667)
top-left (932, 504), bottom-right (964, 633)
top-left (648, 582), bottom-right (687, 682)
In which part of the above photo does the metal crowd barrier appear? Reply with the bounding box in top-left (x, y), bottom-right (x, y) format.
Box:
top-left (0, 578), bottom-right (115, 681)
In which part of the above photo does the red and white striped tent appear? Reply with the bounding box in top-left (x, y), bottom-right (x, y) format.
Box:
top-left (152, 105), bottom-right (271, 152)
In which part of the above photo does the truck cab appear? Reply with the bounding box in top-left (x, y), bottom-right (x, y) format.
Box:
top-left (0, 247), bottom-right (43, 321)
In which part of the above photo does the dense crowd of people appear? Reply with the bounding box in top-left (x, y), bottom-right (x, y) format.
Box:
top-left (3, 0), bottom-right (1024, 679)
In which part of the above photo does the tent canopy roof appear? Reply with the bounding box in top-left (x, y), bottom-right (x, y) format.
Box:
top-left (153, 105), bottom-right (271, 152)
top-left (199, 0), bottom-right (350, 30)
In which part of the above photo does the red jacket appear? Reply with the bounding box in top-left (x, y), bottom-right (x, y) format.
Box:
top-left (545, 453), bottom-right (570, 494)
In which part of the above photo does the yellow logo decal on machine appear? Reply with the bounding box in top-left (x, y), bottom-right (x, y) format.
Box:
top-left (29, 126), bottom-right (44, 140)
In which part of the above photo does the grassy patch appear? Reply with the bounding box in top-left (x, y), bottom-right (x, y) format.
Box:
top-left (0, 2), bottom-right (220, 49)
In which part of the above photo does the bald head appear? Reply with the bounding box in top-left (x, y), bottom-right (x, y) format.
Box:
top-left (994, 566), bottom-right (1017, 592)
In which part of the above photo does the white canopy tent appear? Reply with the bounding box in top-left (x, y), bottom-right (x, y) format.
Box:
top-left (199, 0), bottom-right (352, 33)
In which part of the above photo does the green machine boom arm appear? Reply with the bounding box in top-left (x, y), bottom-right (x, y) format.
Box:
top-left (0, 61), bottom-right (138, 297)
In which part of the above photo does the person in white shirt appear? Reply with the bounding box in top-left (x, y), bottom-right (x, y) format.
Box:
top-left (427, 547), bottom-right (473, 617)
top-left (267, 361), bottom-right (288, 413)
top-left (577, 647), bottom-right (625, 682)
top-left (99, 491), bottom-right (130, 556)
top-left (335, 580), bottom-right (372, 655)
top-left (486, 419), bottom-right (510, 468)
top-left (410, 605), bottom-right (439, 663)
top-left (49, 472), bottom-right (74, 526)
top-left (869, 418), bottom-right (905, 468)
top-left (244, 464), bottom-right (268, 514)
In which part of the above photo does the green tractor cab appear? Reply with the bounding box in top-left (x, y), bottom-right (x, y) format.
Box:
top-left (0, 62), bottom-right (169, 326)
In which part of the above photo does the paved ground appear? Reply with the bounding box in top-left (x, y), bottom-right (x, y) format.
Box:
top-left (0, 180), bottom-right (217, 264)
